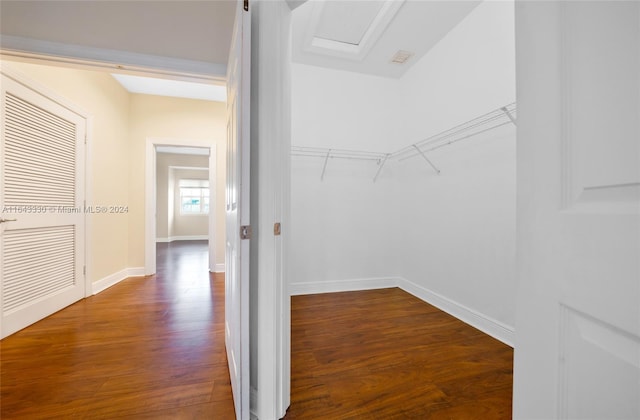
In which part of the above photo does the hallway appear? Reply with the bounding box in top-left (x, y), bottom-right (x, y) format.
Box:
top-left (0, 240), bottom-right (235, 418)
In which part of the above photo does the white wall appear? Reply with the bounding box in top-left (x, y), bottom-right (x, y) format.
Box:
top-left (290, 62), bottom-right (402, 292)
top-left (156, 152), bottom-right (209, 241)
top-left (128, 94), bottom-right (226, 269)
top-left (290, 156), bottom-right (397, 293)
top-left (292, 63), bottom-right (402, 152)
top-left (399, 1), bottom-right (516, 143)
top-left (393, 125), bottom-right (516, 330)
top-left (392, 0), bottom-right (516, 331)
top-left (290, 0), bottom-right (516, 338)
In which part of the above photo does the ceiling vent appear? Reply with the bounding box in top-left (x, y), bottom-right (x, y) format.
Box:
top-left (390, 50), bottom-right (414, 65)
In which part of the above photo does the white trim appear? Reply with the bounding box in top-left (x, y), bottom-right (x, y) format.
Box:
top-left (289, 277), bottom-right (515, 347)
top-left (215, 263), bottom-right (226, 273)
top-left (289, 277), bottom-right (399, 295)
top-left (251, 2), bottom-right (293, 418)
top-left (1, 35), bottom-right (226, 83)
top-left (91, 267), bottom-right (145, 295)
top-left (84, 116), bottom-right (94, 298)
top-left (156, 235), bottom-right (209, 243)
top-left (399, 277), bottom-right (515, 347)
top-left (145, 138), bottom-right (218, 275)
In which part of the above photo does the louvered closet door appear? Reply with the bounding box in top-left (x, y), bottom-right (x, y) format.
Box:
top-left (0, 73), bottom-right (85, 339)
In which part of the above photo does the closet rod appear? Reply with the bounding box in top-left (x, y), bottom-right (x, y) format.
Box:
top-left (290, 102), bottom-right (516, 181)
top-left (392, 102), bottom-right (517, 162)
top-left (291, 153), bottom-right (384, 162)
top-left (292, 146), bottom-right (388, 181)
top-left (292, 147), bottom-right (387, 162)
top-left (402, 120), bottom-right (513, 160)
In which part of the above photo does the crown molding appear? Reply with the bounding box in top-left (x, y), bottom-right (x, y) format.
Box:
top-left (0, 35), bottom-right (226, 84)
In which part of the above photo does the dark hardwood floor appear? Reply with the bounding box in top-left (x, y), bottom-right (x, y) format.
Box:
top-left (284, 288), bottom-right (513, 419)
top-left (1, 240), bottom-right (236, 419)
top-left (2, 241), bottom-right (512, 419)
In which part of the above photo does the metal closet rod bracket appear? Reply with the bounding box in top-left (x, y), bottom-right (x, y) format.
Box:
top-left (412, 145), bottom-right (441, 175)
top-left (373, 154), bottom-right (390, 183)
top-left (320, 149), bottom-right (331, 181)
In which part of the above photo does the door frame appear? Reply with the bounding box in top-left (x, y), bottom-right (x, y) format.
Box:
top-left (250, 1), bottom-right (292, 417)
top-left (0, 63), bottom-right (91, 337)
top-left (144, 137), bottom-right (217, 274)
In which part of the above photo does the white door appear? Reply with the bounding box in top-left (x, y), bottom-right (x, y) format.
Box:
top-left (514, 2), bottom-right (640, 418)
top-left (225, 1), bottom-right (251, 419)
top-left (0, 71), bottom-right (86, 339)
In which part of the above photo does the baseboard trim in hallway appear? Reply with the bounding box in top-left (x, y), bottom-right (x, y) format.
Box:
top-left (91, 267), bottom-right (145, 295)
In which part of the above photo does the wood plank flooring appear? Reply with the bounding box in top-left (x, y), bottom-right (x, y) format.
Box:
top-left (284, 288), bottom-right (513, 419)
top-left (1, 240), bottom-right (236, 419)
top-left (2, 240), bottom-right (512, 419)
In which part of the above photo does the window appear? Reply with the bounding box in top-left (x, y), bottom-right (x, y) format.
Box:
top-left (179, 179), bottom-right (209, 215)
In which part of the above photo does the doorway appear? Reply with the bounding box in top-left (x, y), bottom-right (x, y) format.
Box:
top-left (144, 139), bottom-right (217, 276)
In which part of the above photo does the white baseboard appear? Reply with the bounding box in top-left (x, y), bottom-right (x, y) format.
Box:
top-left (289, 277), bottom-right (399, 296)
top-left (288, 276), bottom-right (514, 347)
top-left (156, 235), bottom-right (208, 243)
top-left (398, 277), bottom-right (514, 347)
top-left (92, 267), bottom-right (145, 295)
top-left (214, 263), bottom-right (225, 273)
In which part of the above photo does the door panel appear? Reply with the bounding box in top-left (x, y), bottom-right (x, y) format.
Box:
top-left (514, 2), bottom-right (640, 418)
top-left (225, 1), bottom-right (251, 419)
top-left (1, 72), bottom-right (85, 339)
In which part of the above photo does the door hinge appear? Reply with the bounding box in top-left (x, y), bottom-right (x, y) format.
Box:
top-left (83, 266), bottom-right (86, 275)
top-left (274, 222), bottom-right (281, 236)
top-left (244, 0), bottom-right (249, 11)
top-left (240, 225), bottom-right (252, 240)
top-left (85, 135), bottom-right (88, 144)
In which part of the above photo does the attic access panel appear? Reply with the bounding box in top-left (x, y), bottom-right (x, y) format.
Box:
top-left (314, 1), bottom-right (385, 46)
top-left (304, 0), bottom-right (405, 60)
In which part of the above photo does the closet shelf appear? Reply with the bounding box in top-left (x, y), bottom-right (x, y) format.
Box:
top-left (291, 102), bottom-right (516, 181)
top-left (291, 146), bottom-right (389, 181)
top-left (291, 146), bottom-right (387, 161)
top-left (391, 102), bottom-right (517, 162)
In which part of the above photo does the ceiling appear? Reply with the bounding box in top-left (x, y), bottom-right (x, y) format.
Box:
top-left (0, 0), bottom-right (236, 82)
top-left (292, 0), bottom-right (481, 78)
top-left (111, 74), bottom-right (227, 102)
top-left (0, 0), bottom-right (482, 99)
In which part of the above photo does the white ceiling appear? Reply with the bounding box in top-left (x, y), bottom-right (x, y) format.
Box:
top-left (292, 0), bottom-right (481, 78)
top-left (112, 74), bottom-right (226, 102)
top-left (0, 0), bottom-right (236, 80)
top-left (1, 0), bottom-right (482, 97)
top-left (314, 1), bottom-right (386, 45)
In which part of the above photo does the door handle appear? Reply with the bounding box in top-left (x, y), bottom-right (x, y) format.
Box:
top-left (0, 218), bottom-right (17, 223)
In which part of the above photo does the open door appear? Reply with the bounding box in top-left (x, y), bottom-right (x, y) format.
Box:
top-left (225, 1), bottom-right (251, 419)
top-left (514, 2), bottom-right (640, 418)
